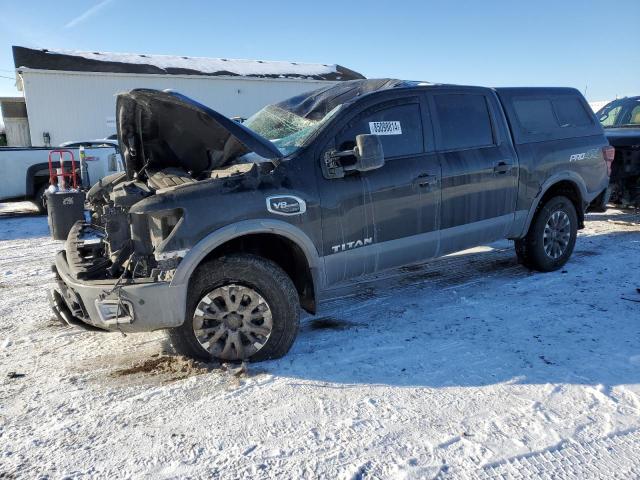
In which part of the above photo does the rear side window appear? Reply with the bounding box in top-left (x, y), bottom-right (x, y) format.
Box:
top-left (513, 96), bottom-right (593, 134)
top-left (553, 97), bottom-right (592, 127)
top-left (337, 102), bottom-right (423, 158)
top-left (513, 99), bottom-right (557, 133)
top-left (433, 94), bottom-right (494, 150)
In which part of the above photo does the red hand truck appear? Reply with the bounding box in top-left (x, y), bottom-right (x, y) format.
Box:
top-left (48, 149), bottom-right (78, 190)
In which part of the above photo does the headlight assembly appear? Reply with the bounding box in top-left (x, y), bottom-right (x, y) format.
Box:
top-left (147, 208), bottom-right (183, 250)
top-left (129, 208), bottom-right (184, 257)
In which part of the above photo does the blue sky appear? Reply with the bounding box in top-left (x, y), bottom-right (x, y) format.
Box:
top-left (0, 0), bottom-right (638, 105)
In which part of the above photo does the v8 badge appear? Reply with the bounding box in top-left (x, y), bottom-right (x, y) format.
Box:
top-left (266, 195), bottom-right (307, 216)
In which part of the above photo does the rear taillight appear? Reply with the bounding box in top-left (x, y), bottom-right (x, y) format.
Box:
top-left (602, 145), bottom-right (615, 176)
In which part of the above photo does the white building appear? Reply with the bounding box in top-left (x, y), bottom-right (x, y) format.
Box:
top-left (6, 46), bottom-right (364, 147)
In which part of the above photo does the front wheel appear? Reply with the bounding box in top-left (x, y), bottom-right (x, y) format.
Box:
top-left (515, 195), bottom-right (578, 272)
top-left (168, 254), bottom-right (300, 362)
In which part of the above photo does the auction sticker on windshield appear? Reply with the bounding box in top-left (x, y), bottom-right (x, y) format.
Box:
top-left (369, 121), bottom-right (402, 135)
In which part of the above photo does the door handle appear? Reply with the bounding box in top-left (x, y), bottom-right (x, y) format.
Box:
top-left (414, 173), bottom-right (437, 187)
top-left (493, 162), bottom-right (512, 174)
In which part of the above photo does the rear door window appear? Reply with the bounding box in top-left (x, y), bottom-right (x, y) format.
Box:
top-left (336, 101), bottom-right (423, 158)
top-left (629, 104), bottom-right (640, 125)
top-left (433, 94), bottom-right (494, 150)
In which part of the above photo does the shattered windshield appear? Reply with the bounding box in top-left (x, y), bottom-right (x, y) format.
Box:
top-left (243, 104), bottom-right (341, 156)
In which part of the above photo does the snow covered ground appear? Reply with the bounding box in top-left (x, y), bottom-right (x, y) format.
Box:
top-left (0, 204), bottom-right (639, 479)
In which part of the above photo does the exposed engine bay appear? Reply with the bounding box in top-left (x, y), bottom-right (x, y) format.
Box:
top-left (69, 162), bottom-right (261, 282)
top-left (65, 88), bottom-right (285, 283)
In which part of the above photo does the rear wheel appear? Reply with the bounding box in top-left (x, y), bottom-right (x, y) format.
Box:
top-left (515, 195), bottom-right (578, 272)
top-left (168, 254), bottom-right (300, 362)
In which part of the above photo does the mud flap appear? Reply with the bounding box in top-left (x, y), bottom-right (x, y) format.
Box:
top-left (586, 188), bottom-right (611, 213)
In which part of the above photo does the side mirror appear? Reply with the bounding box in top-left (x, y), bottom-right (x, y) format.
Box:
top-left (322, 134), bottom-right (385, 179)
top-left (351, 134), bottom-right (385, 172)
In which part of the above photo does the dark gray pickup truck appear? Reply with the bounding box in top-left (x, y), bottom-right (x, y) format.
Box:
top-left (50, 79), bottom-right (612, 362)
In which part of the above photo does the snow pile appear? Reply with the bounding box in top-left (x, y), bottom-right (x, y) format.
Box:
top-left (0, 207), bottom-right (639, 478)
top-left (38, 48), bottom-right (341, 79)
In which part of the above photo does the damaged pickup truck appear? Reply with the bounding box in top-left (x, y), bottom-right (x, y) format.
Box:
top-left (50, 80), bottom-right (611, 362)
top-left (596, 96), bottom-right (640, 206)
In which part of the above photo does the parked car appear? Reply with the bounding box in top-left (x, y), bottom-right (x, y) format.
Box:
top-left (50, 80), bottom-right (611, 362)
top-left (0, 139), bottom-right (122, 212)
top-left (595, 96), bottom-right (640, 206)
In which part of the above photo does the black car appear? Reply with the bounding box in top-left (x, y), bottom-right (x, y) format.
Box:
top-left (50, 80), bottom-right (611, 362)
top-left (596, 96), bottom-right (640, 206)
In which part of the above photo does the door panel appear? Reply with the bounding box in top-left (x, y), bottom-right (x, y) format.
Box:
top-left (429, 91), bottom-right (518, 254)
top-left (319, 97), bottom-right (440, 286)
top-left (439, 144), bottom-right (517, 228)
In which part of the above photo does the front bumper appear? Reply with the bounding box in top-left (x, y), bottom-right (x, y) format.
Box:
top-left (51, 251), bottom-right (187, 333)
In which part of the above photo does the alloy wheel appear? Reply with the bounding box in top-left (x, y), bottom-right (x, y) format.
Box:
top-left (193, 284), bottom-right (273, 361)
top-left (543, 210), bottom-right (571, 259)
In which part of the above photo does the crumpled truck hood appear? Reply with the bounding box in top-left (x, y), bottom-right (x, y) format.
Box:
top-left (116, 89), bottom-right (283, 179)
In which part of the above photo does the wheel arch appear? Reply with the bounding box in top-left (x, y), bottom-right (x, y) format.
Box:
top-left (522, 174), bottom-right (587, 237)
top-left (170, 220), bottom-right (322, 314)
top-left (25, 162), bottom-right (51, 198)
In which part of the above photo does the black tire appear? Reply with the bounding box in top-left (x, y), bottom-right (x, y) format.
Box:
top-left (515, 195), bottom-right (578, 272)
top-left (168, 254), bottom-right (300, 362)
top-left (34, 182), bottom-right (48, 214)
